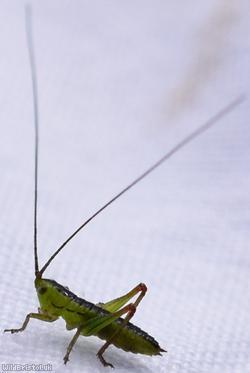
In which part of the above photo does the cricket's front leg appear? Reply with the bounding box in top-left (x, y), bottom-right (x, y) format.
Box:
top-left (4, 310), bottom-right (58, 334)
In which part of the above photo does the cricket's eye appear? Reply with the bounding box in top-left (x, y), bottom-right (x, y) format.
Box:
top-left (38, 287), bottom-right (47, 295)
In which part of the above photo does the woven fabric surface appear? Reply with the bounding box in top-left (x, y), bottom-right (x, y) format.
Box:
top-left (0, 1), bottom-right (249, 372)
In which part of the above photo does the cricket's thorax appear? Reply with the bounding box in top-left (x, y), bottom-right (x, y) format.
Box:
top-left (35, 278), bottom-right (163, 356)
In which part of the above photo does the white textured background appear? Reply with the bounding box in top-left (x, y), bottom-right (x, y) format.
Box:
top-left (0, 1), bottom-right (249, 372)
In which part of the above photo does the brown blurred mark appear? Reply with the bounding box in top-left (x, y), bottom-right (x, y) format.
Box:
top-left (167, 0), bottom-right (240, 119)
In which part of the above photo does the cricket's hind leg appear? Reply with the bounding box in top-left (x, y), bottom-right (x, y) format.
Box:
top-left (4, 309), bottom-right (58, 334)
top-left (97, 283), bottom-right (147, 313)
top-left (96, 283), bottom-right (147, 367)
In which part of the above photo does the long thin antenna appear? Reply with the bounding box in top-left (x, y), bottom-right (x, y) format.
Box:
top-left (25, 5), bottom-right (40, 276)
top-left (39, 95), bottom-right (245, 276)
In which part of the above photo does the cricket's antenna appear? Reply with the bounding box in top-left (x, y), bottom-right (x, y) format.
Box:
top-left (39, 95), bottom-right (245, 276)
top-left (25, 4), bottom-right (40, 277)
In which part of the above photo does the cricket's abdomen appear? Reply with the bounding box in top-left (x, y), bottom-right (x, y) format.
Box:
top-left (35, 278), bottom-right (164, 356)
top-left (97, 319), bottom-right (163, 355)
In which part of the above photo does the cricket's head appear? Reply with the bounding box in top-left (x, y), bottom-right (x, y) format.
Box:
top-left (35, 277), bottom-right (67, 313)
top-left (35, 277), bottom-right (48, 300)
top-left (35, 277), bottom-right (50, 310)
